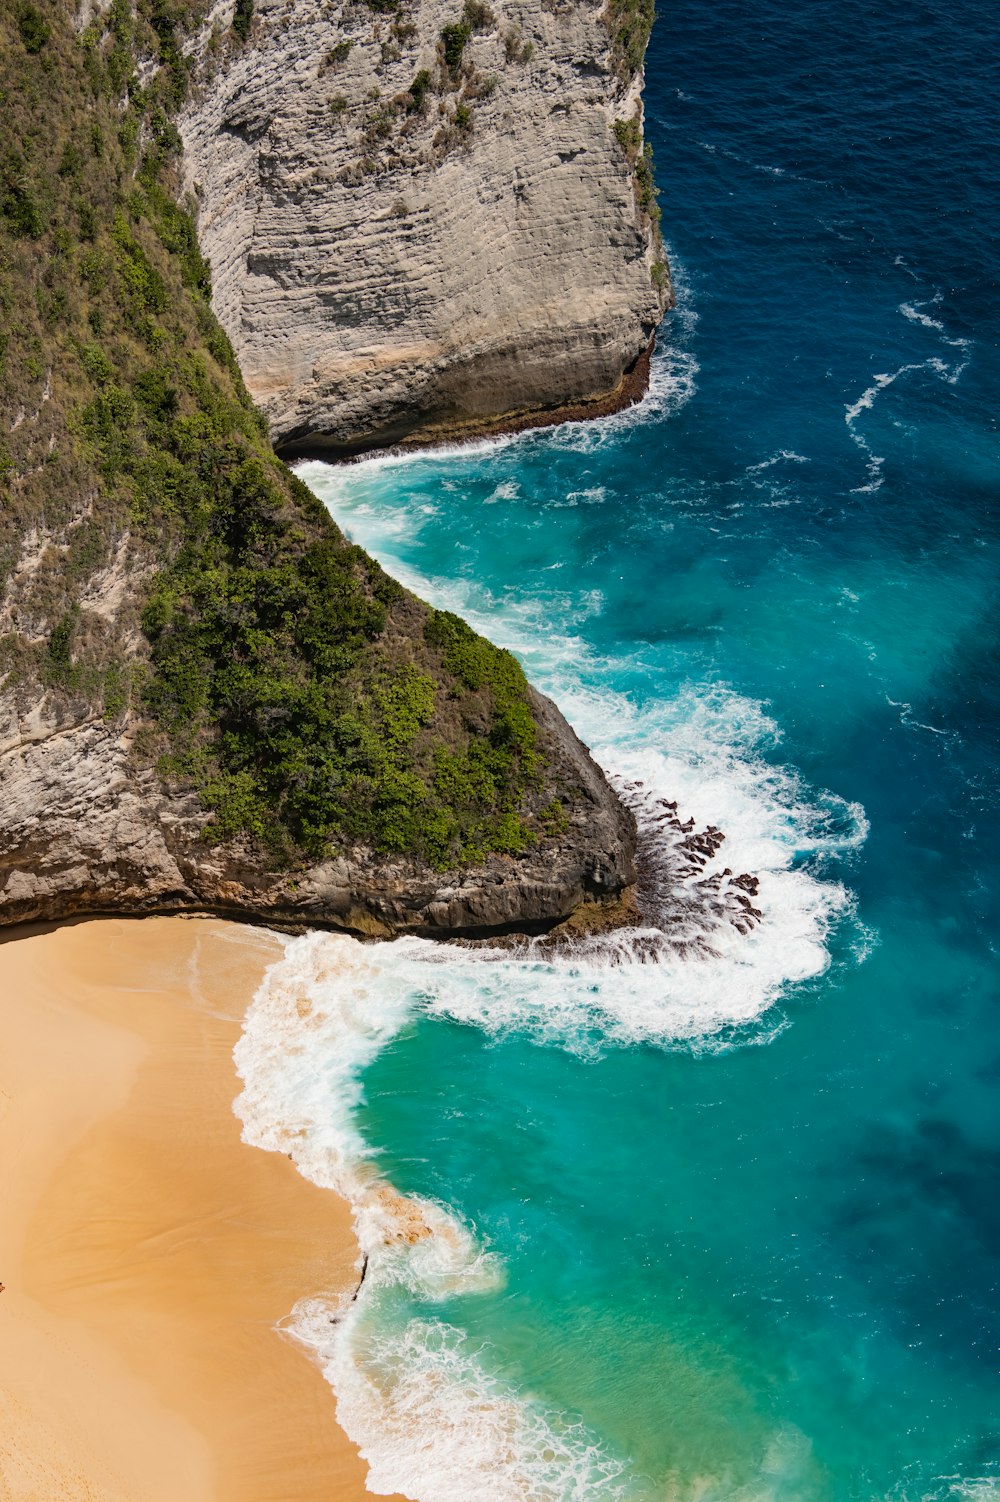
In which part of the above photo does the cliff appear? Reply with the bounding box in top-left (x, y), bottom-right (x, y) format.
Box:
top-left (0, 675), bottom-right (634, 937)
top-left (180, 0), bottom-right (670, 454)
top-left (0, 0), bottom-right (653, 938)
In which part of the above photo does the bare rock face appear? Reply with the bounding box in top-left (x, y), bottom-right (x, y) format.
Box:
top-left (180, 0), bottom-right (670, 454)
top-left (0, 687), bottom-right (635, 937)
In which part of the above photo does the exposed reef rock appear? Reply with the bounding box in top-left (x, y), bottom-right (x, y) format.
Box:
top-left (180, 0), bottom-right (671, 455)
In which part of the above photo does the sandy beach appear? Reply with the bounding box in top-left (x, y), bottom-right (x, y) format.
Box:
top-left (0, 915), bottom-right (401, 1502)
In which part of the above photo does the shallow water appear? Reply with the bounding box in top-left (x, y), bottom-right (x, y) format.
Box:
top-left (238, 0), bottom-right (1000, 1495)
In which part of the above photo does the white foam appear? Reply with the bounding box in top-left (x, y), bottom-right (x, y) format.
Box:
top-left (484, 479), bottom-right (522, 504)
top-left (947, 1482), bottom-right (1000, 1502)
top-left (292, 1305), bottom-right (634, 1502)
top-left (900, 299), bottom-right (947, 333)
top-left (845, 297), bottom-right (972, 492)
top-left (899, 294), bottom-right (971, 353)
top-left (235, 932), bottom-right (638, 1500)
top-left (745, 450), bottom-right (810, 476)
top-left (894, 1480), bottom-right (1000, 1502)
top-left (541, 343), bottom-right (699, 454)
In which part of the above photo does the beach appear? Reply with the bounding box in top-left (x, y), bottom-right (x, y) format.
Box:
top-left (0, 915), bottom-right (400, 1502)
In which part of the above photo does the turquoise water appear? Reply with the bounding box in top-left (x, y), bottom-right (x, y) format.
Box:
top-left (245, 1), bottom-right (1000, 1495)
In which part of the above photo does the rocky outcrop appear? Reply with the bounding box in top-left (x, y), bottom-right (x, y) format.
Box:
top-left (0, 686), bottom-right (635, 937)
top-left (180, 0), bottom-right (670, 455)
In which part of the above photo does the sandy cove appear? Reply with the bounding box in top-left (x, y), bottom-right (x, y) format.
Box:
top-left (0, 915), bottom-right (406, 1502)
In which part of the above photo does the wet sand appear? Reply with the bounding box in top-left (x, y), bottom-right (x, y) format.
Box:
top-left (0, 915), bottom-right (402, 1502)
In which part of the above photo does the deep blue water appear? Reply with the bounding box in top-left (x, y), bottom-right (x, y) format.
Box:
top-left (287, 2), bottom-right (1000, 1495)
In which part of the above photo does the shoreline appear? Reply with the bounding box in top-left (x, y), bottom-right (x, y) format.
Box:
top-left (0, 915), bottom-right (404, 1502)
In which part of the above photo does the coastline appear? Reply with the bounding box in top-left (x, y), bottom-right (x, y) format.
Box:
top-left (0, 915), bottom-right (403, 1502)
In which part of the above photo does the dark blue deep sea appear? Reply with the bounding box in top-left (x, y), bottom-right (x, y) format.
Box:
top-left (288, 1), bottom-right (1000, 1495)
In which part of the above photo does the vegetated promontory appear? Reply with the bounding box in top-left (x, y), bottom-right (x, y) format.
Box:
top-left (0, 0), bottom-right (664, 938)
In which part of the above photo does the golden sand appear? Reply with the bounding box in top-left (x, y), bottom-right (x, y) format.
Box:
top-left (0, 915), bottom-right (405, 1502)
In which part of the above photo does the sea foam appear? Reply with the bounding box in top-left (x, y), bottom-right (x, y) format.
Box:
top-left (844, 295), bottom-right (972, 492)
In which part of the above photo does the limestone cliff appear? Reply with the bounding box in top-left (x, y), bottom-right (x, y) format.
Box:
top-left (180, 0), bottom-right (670, 454)
top-left (0, 0), bottom-right (646, 939)
top-left (0, 678), bottom-right (634, 937)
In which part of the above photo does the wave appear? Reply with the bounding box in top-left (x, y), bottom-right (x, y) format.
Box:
top-left (299, 461), bottom-right (866, 1053)
top-left (844, 295), bottom-right (972, 492)
top-left (744, 450), bottom-right (810, 476)
top-left (293, 1304), bottom-right (635, 1502)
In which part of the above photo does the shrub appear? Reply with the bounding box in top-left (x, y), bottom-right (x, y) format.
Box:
top-left (540, 797), bottom-right (569, 837)
top-left (440, 19), bottom-right (471, 69)
top-left (462, 0), bottom-right (494, 30)
top-left (636, 142), bottom-right (660, 220)
top-left (503, 26), bottom-right (533, 63)
top-left (0, 153), bottom-right (46, 237)
top-left (325, 39), bottom-right (353, 66)
top-left (605, 0), bottom-right (655, 80)
top-left (44, 607), bottom-right (80, 688)
top-left (407, 67), bottom-right (432, 109)
top-left (76, 341), bottom-right (114, 385)
top-left (363, 101), bottom-right (400, 144)
top-left (59, 144), bottom-right (84, 181)
top-left (613, 114), bottom-right (641, 160)
top-left (17, 5), bottom-right (50, 53)
top-left (103, 662), bottom-right (130, 720)
top-left (232, 0), bottom-right (254, 42)
top-left (112, 211), bottom-right (169, 314)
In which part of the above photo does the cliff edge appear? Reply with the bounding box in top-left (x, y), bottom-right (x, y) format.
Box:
top-left (181, 0), bottom-right (671, 454)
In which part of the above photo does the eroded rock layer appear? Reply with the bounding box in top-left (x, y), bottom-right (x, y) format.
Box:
top-left (181, 0), bottom-right (670, 453)
top-left (0, 686), bottom-right (635, 937)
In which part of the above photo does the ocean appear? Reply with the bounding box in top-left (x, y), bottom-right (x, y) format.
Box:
top-left (235, 0), bottom-right (1000, 1495)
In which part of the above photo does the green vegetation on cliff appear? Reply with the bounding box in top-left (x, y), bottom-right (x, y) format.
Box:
top-left (605, 0), bottom-right (656, 81)
top-left (0, 0), bottom-right (552, 870)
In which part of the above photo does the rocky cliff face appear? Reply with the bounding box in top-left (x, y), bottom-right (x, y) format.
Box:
top-left (0, 0), bottom-right (649, 939)
top-left (180, 0), bottom-right (670, 454)
top-left (0, 682), bottom-right (634, 937)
